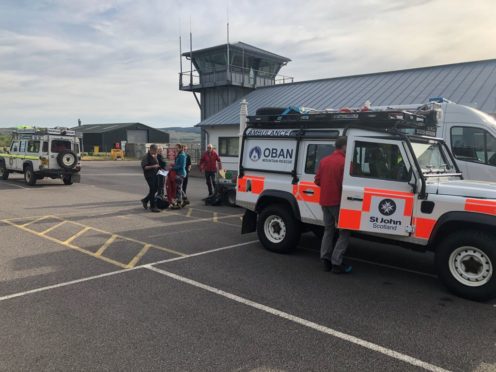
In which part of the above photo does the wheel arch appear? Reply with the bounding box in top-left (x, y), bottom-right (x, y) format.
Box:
top-left (429, 211), bottom-right (496, 249)
top-left (22, 160), bottom-right (34, 170)
top-left (255, 190), bottom-right (301, 221)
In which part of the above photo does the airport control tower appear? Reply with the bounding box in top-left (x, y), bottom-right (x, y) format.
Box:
top-left (179, 41), bottom-right (292, 122)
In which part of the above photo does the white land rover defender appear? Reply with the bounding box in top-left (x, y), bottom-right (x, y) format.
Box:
top-left (0, 127), bottom-right (82, 186)
top-left (238, 105), bottom-right (496, 301)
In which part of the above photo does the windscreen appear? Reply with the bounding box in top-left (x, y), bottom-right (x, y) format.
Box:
top-left (411, 141), bottom-right (457, 175)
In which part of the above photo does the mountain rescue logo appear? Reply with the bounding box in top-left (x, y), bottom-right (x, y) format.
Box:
top-left (378, 199), bottom-right (397, 216)
top-left (249, 146), bottom-right (262, 162)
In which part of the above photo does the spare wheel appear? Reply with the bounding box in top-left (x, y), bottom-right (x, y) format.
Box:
top-left (57, 150), bottom-right (78, 169)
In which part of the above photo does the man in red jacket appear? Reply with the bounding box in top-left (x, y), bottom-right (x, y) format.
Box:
top-left (314, 136), bottom-right (352, 274)
top-left (199, 144), bottom-right (222, 196)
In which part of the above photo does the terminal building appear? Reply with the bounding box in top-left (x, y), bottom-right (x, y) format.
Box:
top-left (179, 42), bottom-right (496, 171)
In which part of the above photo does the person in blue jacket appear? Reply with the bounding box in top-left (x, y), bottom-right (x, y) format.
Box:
top-left (170, 143), bottom-right (187, 209)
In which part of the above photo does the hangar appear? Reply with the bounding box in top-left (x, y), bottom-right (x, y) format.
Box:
top-left (74, 122), bottom-right (169, 152)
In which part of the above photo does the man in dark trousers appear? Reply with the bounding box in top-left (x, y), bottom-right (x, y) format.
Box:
top-left (199, 144), bottom-right (222, 196)
top-left (314, 136), bottom-right (351, 273)
top-left (141, 144), bottom-right (161, 213)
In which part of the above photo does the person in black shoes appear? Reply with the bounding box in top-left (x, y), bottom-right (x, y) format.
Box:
top-left (156, 146), bottom-right (167, 200)
top-left (315, 136), bottom-right (351, 274)
top-left (141, 144), bottom-right (161, 213)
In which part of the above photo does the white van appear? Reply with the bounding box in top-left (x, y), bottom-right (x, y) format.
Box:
top-left (381, 98), bottom-right (496, 182)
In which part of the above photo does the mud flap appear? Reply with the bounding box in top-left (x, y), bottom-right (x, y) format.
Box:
top-left (241, 209), bottom-right (257, 234)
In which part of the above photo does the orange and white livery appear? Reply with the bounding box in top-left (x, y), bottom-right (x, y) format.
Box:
top-left (238, 106), bottom-right (496, 301)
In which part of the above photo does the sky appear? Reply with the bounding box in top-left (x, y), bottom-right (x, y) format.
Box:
top-left (0, 0), bottom-right (495, 128)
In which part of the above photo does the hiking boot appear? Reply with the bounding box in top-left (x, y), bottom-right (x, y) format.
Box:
top-left (332, 264), bottom-right (352, 274)
top-left (141, 198), bottom-right (148, 210)
top-left (150, 207), bottom-right (161, 213)
top-left (169, 202), bottom-right (181, 210)
top-left (321, 259), bottom-right (333, 272)
top-left (181, 199), bottom-right (190, 207)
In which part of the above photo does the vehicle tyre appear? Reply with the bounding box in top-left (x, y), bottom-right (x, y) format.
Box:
top-left (223, 189), bottom-right (237, 207)
top-left (0, 162), bottom-right (9, 180)
top-left (57, 150), bottom-right (78, 170)
top-left (24, 165), bottom-right (36, 186)
top-left (257, 204), bottom-right (301, 253)
top-left (63, 175), bottom-right (73, 185)
top-left (435, 230), bottom-right (495, 301)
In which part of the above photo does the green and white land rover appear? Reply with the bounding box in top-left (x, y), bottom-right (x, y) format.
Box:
top-left (0, 127), bottom-right (82, 186)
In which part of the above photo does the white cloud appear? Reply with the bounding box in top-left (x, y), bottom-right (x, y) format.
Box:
top-left (0, 0), bottom-right (495, 127)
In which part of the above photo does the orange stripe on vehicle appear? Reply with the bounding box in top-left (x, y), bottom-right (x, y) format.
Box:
top-left (413, 217), bottom-right (436, 239)
top-left (362, 188), bottom-right (414, 216)
top-left (237, 176), bottom-right (265, 194)
top-left (292, 182), bottom-right (320, 203)
top-left (364, 188), bottom-right (414, 198)
top-left (238, 176), bottom-right (265, 194)
top-left (338, 209), bottom-right (361, 230)
top-left (464, 199), bottom-right (496, 215)
top-left (237, 177), bottom-right (247, 192)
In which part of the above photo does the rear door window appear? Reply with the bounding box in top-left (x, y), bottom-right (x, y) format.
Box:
top-left (304, 143), bottom-right (335, 174)
top-left (51, 140), bottom-right (71, 153)
top-left (27, 141), bottom-right (40, 153)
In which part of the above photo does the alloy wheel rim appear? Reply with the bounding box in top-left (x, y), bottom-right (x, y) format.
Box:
top-left (448, 246), bottom-right (492, 287)
top-left (264, 215), bottom-right (286, 244)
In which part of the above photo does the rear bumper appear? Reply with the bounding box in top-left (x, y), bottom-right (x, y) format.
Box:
top-left (35, 168), bottom-right (81, 179)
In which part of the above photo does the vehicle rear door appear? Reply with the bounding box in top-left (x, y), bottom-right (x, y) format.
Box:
top-left (295, 140), bottom-right (335, 224)
top-left (338, 137), bottom-right (416, 236)
top-left (48, 137), bottom-right (72, 169)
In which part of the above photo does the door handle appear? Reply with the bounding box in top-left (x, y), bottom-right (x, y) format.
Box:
top-left (347, 197), bottom-right (363, 201)
top-left (303, 190), bottom-right (314, 195)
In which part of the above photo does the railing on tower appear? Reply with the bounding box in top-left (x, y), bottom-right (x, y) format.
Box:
top-left (179, 64), bottom-right (293, 91)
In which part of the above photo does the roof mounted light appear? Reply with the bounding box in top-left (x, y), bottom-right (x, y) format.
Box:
top-left (429, 96), bottom-right (452, 104)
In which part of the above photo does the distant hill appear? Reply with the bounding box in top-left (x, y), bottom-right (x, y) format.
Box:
top-left (161, 126), bottom-right (200, 134)
top-left (160, 126), bottom-right (200, 143)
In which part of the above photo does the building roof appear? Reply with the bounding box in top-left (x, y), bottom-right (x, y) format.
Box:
top-left (73, 123), bottom-right (156, 134)
top-left (182, 41), bottom-right (291, 63)
top-left (198, 59), bottom-right (496, 126)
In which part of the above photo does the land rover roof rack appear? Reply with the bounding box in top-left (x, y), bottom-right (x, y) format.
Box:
top-left (13, 127), bottom-right (80, 137)
top-left (248, 106), bottom-right (439, 133)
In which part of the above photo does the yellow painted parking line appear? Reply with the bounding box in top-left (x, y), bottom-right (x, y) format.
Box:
top-left (95, 234), bottom-right (118, 256)
top-left (2, 213), bottom-right (190, 265)
top-left (64, 219), bottom-right (186, 257)
top-left (20, 215), bottom-right (52, 227)
top-left (127, 244), bottom-right (151, 268)
top-left (39, 220), bottom-right (67, 235)
top-left (213, 212), bottom-right (218, 223)
top-left (186, 208), bottom-right (193, 217)
top-left (64, 226), bottom-right (92, 244)
top-left (2, 220), bottom-right (128, 269)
